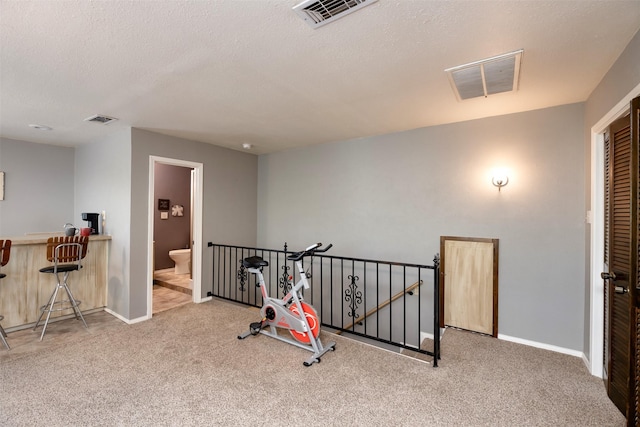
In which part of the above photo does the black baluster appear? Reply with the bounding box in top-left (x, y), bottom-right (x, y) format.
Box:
top-left (345, 274), bottom-right (362, 324)
top-left (279, 264), bottom-right (292, 297)
top-left (237, 263), bottom-right (247, 292)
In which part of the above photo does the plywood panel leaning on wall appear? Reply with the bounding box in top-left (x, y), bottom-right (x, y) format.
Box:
top-left (440, 236), bottom-right (499, 337)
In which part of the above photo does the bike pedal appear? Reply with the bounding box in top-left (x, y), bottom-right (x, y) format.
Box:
top-left (250, 322), bottom-right (263, 335)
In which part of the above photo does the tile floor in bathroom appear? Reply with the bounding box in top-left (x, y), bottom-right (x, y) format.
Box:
top-left (153, 268), bottom-right (192, 314)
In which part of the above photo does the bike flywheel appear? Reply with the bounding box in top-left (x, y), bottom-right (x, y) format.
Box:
top-left (289, 302), bottom-right (320, 343)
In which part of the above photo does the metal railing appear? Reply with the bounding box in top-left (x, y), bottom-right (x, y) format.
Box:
top-left (208, 242), bottom-right (441, 366)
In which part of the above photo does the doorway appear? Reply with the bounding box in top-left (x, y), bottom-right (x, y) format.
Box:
top-left (153, 163), bottom-right (193, 313)
top-left (593, 93), bottom-right (640, 423)
top-left (147, 156), bottom-right (204, 318)
top-left (590, 83), bottom-right (640, 379)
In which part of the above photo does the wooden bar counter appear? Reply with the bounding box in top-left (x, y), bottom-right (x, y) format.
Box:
top-left (0, 234), bottom-right (111, 330)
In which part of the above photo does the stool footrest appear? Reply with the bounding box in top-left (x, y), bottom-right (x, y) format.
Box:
top-left (34, 281), bottom-right (88, 340)
top-left (39, 299), bottom-right (82, 313)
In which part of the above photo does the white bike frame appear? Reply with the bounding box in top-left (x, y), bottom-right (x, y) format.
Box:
top-left (238, 245), bottom-right (336, 366)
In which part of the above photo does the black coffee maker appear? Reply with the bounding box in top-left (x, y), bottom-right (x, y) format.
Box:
top-left (81, 212), bottom-right (100, 235)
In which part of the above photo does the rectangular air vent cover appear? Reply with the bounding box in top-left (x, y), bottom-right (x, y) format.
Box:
top-left (445, 50), bottom-right (523, 101)
top-left (84, 114), bottom-right (118, 124)
top-left (293, 0), bottom-right (378, 29)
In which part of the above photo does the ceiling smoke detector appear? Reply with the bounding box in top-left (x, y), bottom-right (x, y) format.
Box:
top-left (445, 50), bottom-right (524, 101)
top-left (293, 0), bottom-right (378, 29)
top-left (84, 114), bottom-right (118, 124)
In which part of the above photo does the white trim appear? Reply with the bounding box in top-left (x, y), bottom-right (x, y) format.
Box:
top-left (591, 83), bottom-right (640, 133)
top-left (589, 132), bottom-right (606, 378)
top-left (498, 334), bottom-right (584, 358)
top-left (147, 156), bottom-right (204, 319)
top-left (422, 328), bottom-right (584, 360)
top-left (588, 82), bottom-right (640, 378)
top-left (420, 328), bottom-right (445, 343)
top-left (105, 299), bottom-right (210, 325)
top-left (191, 165), bottom-right (204, 303)
top-left (582, 352), bottom-right (591, 372)
top-left (147, 157), bottom-right (156, 320)
top-left (104, 308), bottom-right (147, 325)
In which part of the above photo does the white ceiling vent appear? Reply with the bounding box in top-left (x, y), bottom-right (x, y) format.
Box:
top-left (445, 50), bottom-right (523, 101)
top-left (293, 0), bottom-right (378, 29)
top-left (84, 114), bottom-right (118, 124)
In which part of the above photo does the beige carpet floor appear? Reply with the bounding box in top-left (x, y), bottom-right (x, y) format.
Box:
top-left (0, 299), bottom-right (625, 426)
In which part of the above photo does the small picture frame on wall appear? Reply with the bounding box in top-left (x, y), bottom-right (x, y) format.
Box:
top-left (171, 204), bottom-right (184, 217)
top-left (158, 199), bottom-right (170, 210)
top-left (0, 171), bottom-right (4, 201)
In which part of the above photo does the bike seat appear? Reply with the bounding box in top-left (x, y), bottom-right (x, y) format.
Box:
top-left (242, 256), bottom-right (268, 269)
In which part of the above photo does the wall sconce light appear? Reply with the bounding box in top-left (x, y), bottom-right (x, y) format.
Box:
top-left (492, 173), bottom-right (509, 192)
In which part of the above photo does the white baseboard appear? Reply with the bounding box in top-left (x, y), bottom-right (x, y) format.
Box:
top-left (420, 329), bottom-right (588, 366)
top-left (104, 308), bottom-right (149, 325)
top-left (581, 352), bottom-right (594, 376)
top-left (104, 298), bottom-right (210, 325)
top-left (420, 328), bottom-right (445, 343)
top-left (498, 333), bottom-right (584, 359)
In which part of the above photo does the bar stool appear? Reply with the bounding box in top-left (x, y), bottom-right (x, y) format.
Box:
top-left (34, 236), bottom-right (89, 340)
top-left (0, 239), bottom-right (11, 350)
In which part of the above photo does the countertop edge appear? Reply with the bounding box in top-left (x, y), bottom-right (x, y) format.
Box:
top-left (3, 234), bottom-right (112, 245)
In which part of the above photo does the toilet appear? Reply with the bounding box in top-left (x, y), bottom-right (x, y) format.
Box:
top-left (168, 249), bottom-right (191, 274)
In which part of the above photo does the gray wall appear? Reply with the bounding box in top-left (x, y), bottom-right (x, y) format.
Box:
top-left (0, 137), bottom-right (74, 236)
top-left (0, 132), bottom-right (133, 319)
top-left (258, 103), bottom-right (586, 351)
top-left (153, 163), bottom-right (192, 270)
top-left (129, 128), bottom-right (258, 319)
top-left (2, 27), bottom-right (637, 353)
top-left (75, 129), bottom-right (132, 318)
top-left (583, 29), bottom-right (640, 362)
top-left (585, 29), bottom-right (640, 131)
top-left (1, 129), bottom-right (257, 323)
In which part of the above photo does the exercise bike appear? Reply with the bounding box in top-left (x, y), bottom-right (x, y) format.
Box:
top-left (237, 243), bottom-right (336, 366)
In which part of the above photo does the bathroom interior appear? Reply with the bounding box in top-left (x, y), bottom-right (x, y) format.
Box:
top-left (152, 163), bottom-right (193, 313)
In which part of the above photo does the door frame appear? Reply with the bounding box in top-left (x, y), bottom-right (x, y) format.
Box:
top-left (146, 156), bottom-right (204, 319)
top-left (589, 82), bottom-right (640, 377)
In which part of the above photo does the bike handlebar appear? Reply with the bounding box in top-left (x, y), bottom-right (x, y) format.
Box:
top-left (287, 243), bottom-right (332, 261)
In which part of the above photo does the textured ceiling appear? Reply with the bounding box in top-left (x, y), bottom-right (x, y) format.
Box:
top-left (1, 0), bottom-right (639, 154)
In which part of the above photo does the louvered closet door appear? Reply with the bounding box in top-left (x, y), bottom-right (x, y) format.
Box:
top-left (604, 111), bottom-right (633, 417)
top-left (630, 96), bottom-right (640, 426)
top-left (603, 98), bottom-right (640, 424)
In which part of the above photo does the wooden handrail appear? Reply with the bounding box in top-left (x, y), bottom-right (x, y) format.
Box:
top-left (336, 280), bottom-right (423, 335)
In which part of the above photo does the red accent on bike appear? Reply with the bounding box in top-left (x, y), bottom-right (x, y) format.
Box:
top-left (289, 302), bottom-right (320, 343)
